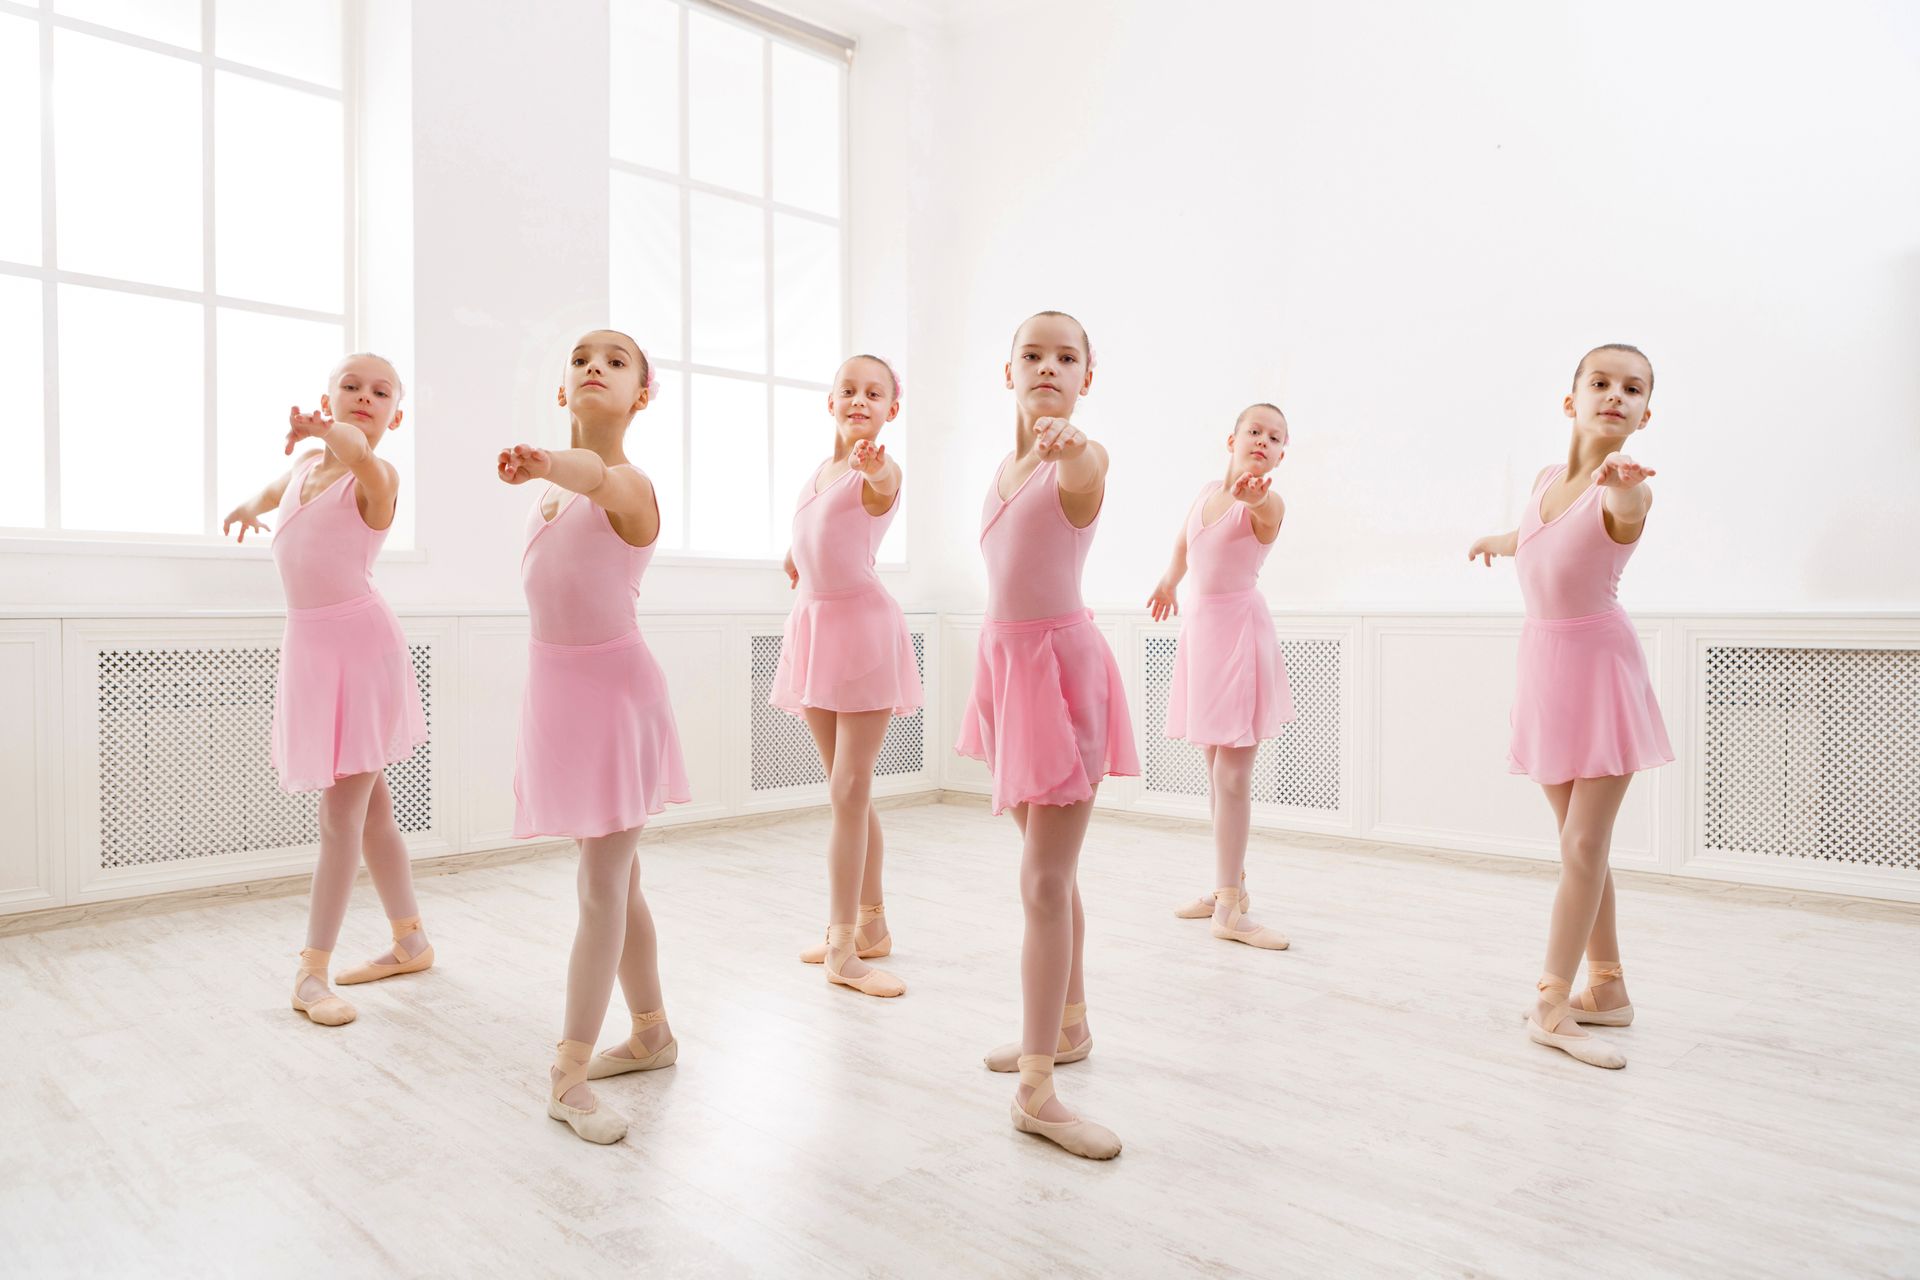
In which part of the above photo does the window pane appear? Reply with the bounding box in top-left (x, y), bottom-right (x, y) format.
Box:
top-left (772, 384), bottom-right (826, 526)
top-left (215, 72), bottom-right (343, 310)
top-left (689, 191), bottom-right (763, 372)
top-left (771, 213), bottom-right (838, 381)
top-left (771, 44), bottom-right (839, 216)
top-left (59, 284), bottom-right (202, 534)
top-left (627, 368), bottom-right (683, 551)
top-left (610, 171), bottom-right (681, 362)
top-left (688, 373), bottom-right (767, 555)
top-left (216, 0), bottom-right (341, 87)
top-left (54, 30), bottom-right (201, 289)
top-left (0, 276), bottom-right (44, 526)
top-left (57, 0), bottom-right (201, 50)
top-left (610, 0), bottom-right (678, 173)
top-left (0, 15), bottom-right (39, 266)
top-left (687, 12), bottom-right (761, 196)
top-left (215, 307), bottom-right (343, 530)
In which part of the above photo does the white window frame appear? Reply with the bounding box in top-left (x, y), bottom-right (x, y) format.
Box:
top-left (612, 0), bottom-right (868, 566)
top-left (0, 0), bottom-right (392, 559)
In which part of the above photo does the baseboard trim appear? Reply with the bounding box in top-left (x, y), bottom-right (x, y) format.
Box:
top-left (6, 788), bottom-right (1910, 936)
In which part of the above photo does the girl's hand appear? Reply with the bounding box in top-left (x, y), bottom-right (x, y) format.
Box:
top-left (850, 439), bottom-right (887, 475)
top-left (1231, 472), bottom-right (1272, 506)
top-left (783, 551), bottom-right (798, 589)
top-left (1592, 452), bottom-right (1655, 489)
top-left (284, 406), bottom-right (333, 455)
top-left (222, 506), bottom-right (269, 544)
top-left (1147, 579), bottom-right (1179, 622)
top-left (1467, 534), bottom-right (1506, 567)
top-left (1034, 416), bottom-right (1087, 460)
top-left (496, 444), bottom-right (552, 485)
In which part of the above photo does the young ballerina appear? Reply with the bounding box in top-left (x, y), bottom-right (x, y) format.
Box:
top-left (1147, 403), bottom-right (1296, 950)
top-left (770, 354), bottom-right (921, 998)
top-left (1467, 343), bottom-right (1674, 1070)
top-left (497, 329), bottom-right (692, 1143)
top-left (957, 311), bottom-right (1137, 1161)
top-left (221, 353), bottom-right (433, 1028)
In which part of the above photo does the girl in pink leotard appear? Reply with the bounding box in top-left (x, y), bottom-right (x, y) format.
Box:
top-left (1467, 343), bottom-right (1674, 1071)
top-left (1148, 403), bottom-right (1296, 951)
top-left (956, 311), bottom-right (1137, 1161)
top-left (221, 354), bottom-right (432, 1030)
top-left (770, 354), bottom-right (920, 999)
top-left (497, 329), bottom-right (691, 1145)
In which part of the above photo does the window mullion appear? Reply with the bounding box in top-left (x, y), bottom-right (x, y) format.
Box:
top-left (615, 1), bottom-right (845, 560)
top-left (24, 3), bottom-right (363, 543)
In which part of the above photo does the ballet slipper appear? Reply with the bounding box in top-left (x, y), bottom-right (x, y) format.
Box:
top-left (547, 1039), bottom-right (629, 1144)
top-left (588, 1009), bottom-right (679, 1079)
top-left (1010, 1054), bottom-right (1120, 1160)
top-left (1570, 961), bottom-right (1634, 1026)
top-left (1175, 878), bottom-right (1248, 920)
top-left (291, 949), bottom-right (356, 1026)
top-left (1526, 974), bottom-right (1626, 1069)
top-left (824, 923), bottom-right (905, 997)
top-left (335, 915), bottom-right (435, 985)
top-left (800, 903), bottom-right (891, 964)
top-left (1210, 887), bottom-right (1288, 950)
top-left (984, 1001), bottom-right (1091, 1072)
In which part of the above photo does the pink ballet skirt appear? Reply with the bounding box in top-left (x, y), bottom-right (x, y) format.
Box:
top-left (270, 593), bottom-right (428, 793)
top-left (954, 609), bottom-right (1141, 815)
top-left (769, 583), bottom-right (922, 715)
top-left (513, 630), bottom-right (691, 839)
top-left (1165, 588), bottom-right (1295, 748)
top-left (1507, 608), bottom-right (1673, 784)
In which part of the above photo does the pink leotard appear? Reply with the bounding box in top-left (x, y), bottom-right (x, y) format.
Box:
top-left (980, 456), bottom-right (1095, 621)
top-left (521, 472), bottom-right (656, 646)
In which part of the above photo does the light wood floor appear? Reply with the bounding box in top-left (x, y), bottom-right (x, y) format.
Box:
top-left (3, 797), bottom-right (1916, 1278)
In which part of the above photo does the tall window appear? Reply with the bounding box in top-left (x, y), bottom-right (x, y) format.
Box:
top-left (610, 0), bottom-right (893, 561)
top-left (0, 2), bottom-right (395, 544)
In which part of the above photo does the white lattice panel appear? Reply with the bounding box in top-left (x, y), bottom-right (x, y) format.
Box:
top-left (1140, 632), bottom-right (1343, 812)
top-left (1703, 645), bottom-right (1919, 871)
top-left (95, 644), bottom-right (433, 871)
top-left (748, 630), bottom-right (928, 793)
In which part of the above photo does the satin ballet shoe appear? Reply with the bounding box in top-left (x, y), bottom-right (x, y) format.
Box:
top-left (1175, 872), bottom-right (1247, 919)
top-left (1010, 1054), bottom-right (1120, 1160)
top-left (824, 923), bottom-right (905, 997)
top-left (1210, 887), bottom-right (1288, 950)
top-left (1569, 961), bottom-right (1634, 1026)
top-left (291, 949), bottom-right (357, 1026)
top-left (588, 1009), bottom-right (679, 1079)
top-left (800, 903), bottom-right (891, 964)
top-left (335, 915), bottom-right (434, 986)
top-left (984, 1001), bottom-right (1091, 1072)
top-left (548, 1039), bottom-right (629, 1144)
top-left (1526, 975), bottom-right (1626, 1069)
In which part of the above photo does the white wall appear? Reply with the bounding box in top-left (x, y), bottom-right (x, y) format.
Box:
top-left (7, 1), bottom-right (1916, 617)
top-left (904, 0), bottom-right (1920, 616)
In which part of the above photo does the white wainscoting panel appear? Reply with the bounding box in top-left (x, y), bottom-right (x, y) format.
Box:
top-left (0, 621), bottom-right (62, 914)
